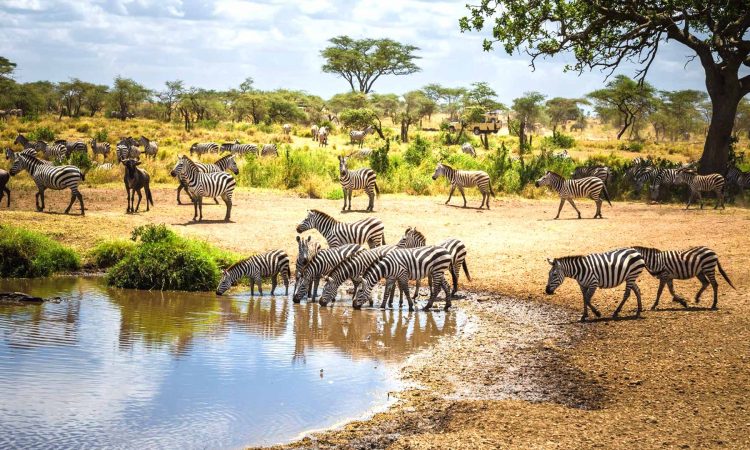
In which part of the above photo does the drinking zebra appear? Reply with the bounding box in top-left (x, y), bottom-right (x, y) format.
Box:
top-left (318, 127), bottom-right (329, 147)
top-left (311, 124), bottom-right (319, 141)
top-left (293, 244), bottom-right (364, 303)
top-left (261, 143), bottom-right (278, 157)
top-left (535, 171), bottom-right (611, 219)
top-left (121, 159), bottom-right (154, 213)
top-left (171, 154), bottom-right (239, 205)
top-left (189, 142), bottom-right (219, 156)
top-left (8, 152), bottom-right (85, 215)
top-left (0, 168), bottom-right (10, 207)
top-left (216, 250), bottom-right (291, 296)
top-left (138, 136), bottom-right (158, 158)
top-left (675, 169), bottom-right (725, 209)
top-left (319, 245), bottom-right (397, 307)
top-left (90, 139), bottom-right (111, 159)
top-left (572, 165), bottom-right (611, 184)
top-left (432, 163), bottom-right (494, 209)
top-left (296, 209), bottom-right (385, 248)
top-left (282, 124), bottom-right (292, 135)
top-left (355, 246), bottom-right (453, 311)
top-left (545, 248), bottom-right (645, 321)
top-left (295, 235), bottom-right (323, 299)
top-left (349, 125), bottom-right (373, 148)
top-left (171, 155), bottom-right (236, 222)
top-left (632, 246), bottom-right (734, 310)
top-left (461, 143), bottom-right (476, 158)
top-left (338, 155), bottom-right (379, 212)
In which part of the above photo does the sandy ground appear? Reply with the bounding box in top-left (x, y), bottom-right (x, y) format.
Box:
top-left (2, 186), bottom-right (749, 449)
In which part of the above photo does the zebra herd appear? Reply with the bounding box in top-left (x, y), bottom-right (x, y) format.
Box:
top-left (0, 109), bottom-right (23, 120)
top-left (190, 141), bottom-right (278, 157)
top-left (216, 209), bottom-right (471, 312)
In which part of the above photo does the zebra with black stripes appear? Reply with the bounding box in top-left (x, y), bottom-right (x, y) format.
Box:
top-left (116, 137), bottom-right (140, 162)
top-left (222, 141), bottom-right (258, 156)
top-left (675, 169), bottom-right (725, 209)
top-left (282, 124), bottom-right (292, 135)
top-left (293, 244), bottom-right (364, 303)
top-left (261, 143), bottom-right (278, 157)
top-left (626, 163), bottom-right (659, 196)
top-left (171, 154), bottom-right (239, 205)
top-left (57, 139), bottom-right (87, 158)
top-left (189, 142), bottom-right (219, 156)
top-left (296, 209), bottom-right (385, 248)
top-left (9, 151), bottom-right (85, 215)
top-left (432, 163), bottom-right (495, 209)
top-left (295, 235), bottom-right (322, 299)
top-left (725, 164), bottom-right (750, 197)
top-left (14, 134), bottom-right (45, 153)
top-left (172, 155), bottom-right (236, 222)
top-left (649, 167), bottom-right (684, 200)
top-left (319, 245), bottom-right (397, 307)
top-left (5, 147), bottom-right (50, 164)
top-left (338, 155), bottom-right (379, 212)
top-left (572, 165), bottom-right (611, 184)
top-left (545, 248), bottom-right (645, 321)
top-left (138, 136), bottom-right (158, 158)
top-left (355, 246), bottom-right (453, 311)
top-left (38, 140), bottom-right (69, 162)
top-left (90, 139), bottom-right (111, 159)
top-left (349, 125), bottom-right (373, 148)
top-left (535, 171), bottom-right (611, 219)
top-left (461, 142), bottom-right (476, 158)
top-left (633, 246), bottom-right (734, 310)
top-left (216, 250), bottom-right (290, 296)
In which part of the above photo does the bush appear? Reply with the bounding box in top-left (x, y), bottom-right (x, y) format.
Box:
top-left (197, 119), bottom-right (219, 130)
top-left (543, 132), bottom-right (576, 149)
top-left (76, 122), bottom-right (91, 133)
top-left (94, 129), bottom-right (108, 142)
top-left (369, 139), bottom-right (391, 174)
top-left (28, 126), bottom-right (55, 142)
top-left (88, 240), bottom-right (136, 269)
top-left (619, 141), bottom-right (644, 153)
top-left (66, 151), bottom-right (92, 172)
top-left (404, 134), bottom-right (431, 166)
top-left (0, 225), bottom-right (80, 277)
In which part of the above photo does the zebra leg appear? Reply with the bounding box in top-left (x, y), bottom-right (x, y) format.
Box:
top-left (282, 270), bottom-right (289, 296)
top-left (270, 273), bottom-right (278, 295)
top-left (256, 276), bottom-right (263, 296)
top-left (367, 187), bottom-right (374, 212)
top-left (213, 196), bottom-right (219, 204)
top-left (397, 277), bottom-right (413, 312)
top-left (223, 195), bottom-right (232, 222)
top-left (706, 271), bottom-right (719, 310)
top-left (632, 283), bottom-right (643, 317)
top-left (450, 264), bottom-right (459, 296)
top-left (176, 184), bottom-right (183, 204)
top-left (441, 276), bottom-right (452, 311)
top-left (381, 279), bottom-right (392, 309)
top-left (651, 279), bottom-right (666, 310)
top-left (77, 190), bottom-right (85, 216)
top-left (666, 279), bottom-right (688, 307)
top-left (458, 186), bottom-right (467, 208)
top-left (594, 199), bottom-right (602, 219)
top-left (698, 191), bottom-right (705, 209)
top-left (312, 277), bottom-right (320, 301)
top-left (685, 191), bottom-right (694, 209)
top-left (3, 187), bottom-right (9, 207)
top-left (445, 185), bottom-right (455, 205)
top-left (342, 187), bottom-right (347, 211)
top-left (554, 198), bottom-right (565, 219)
top-left (198, 196), bottom-right (204, 221)
top-left (568, 199), bottom-right (582, 219)
top-left (714, 188), bottom-right (724, 209)
top-left (695, 273), bottom-right (710, 304)
top-left (613, 285), bottom-right (634, 318)
top-left (64, 188), bottom-right (78, 214)
top-left (423, 273), bottom-right (440, 311)
top-left (412, 279), bottom-right (421, 301)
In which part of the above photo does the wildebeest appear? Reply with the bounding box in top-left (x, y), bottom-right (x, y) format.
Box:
top-left (121, 159), bottom-right (154, 213)
top-left (0, 168), bottom-right (10, 207)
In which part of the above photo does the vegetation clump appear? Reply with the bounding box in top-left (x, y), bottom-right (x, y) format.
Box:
top-left (87, 240), bottom-right (136, 269)
top-left (0, 225), bottom-right (80, 277)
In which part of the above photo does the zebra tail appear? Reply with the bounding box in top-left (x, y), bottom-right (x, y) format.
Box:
top-left (717, 261), bottom-right (735, 289)
top-left (374, 182), bottom-right (380, 197)
top-left (462, 260), bottom-right (472, 281)
top-left (490, 183), bottom-right (496, 198)
top-left (145, 185), bottom-right (154, 206)
top-left (602, 184), bottom-right (612, 206)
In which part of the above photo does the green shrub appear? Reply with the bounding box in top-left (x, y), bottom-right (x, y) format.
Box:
top-left (28, 126), bottom-right (55, 142)
top-left (88, 240), bottom-right (136, 269)
top-left (543, 132), bottom-right (576, 149)
top-left (76, 122), bottom-right (91, 133)
top-left (619, 141), bottom-right (644, 153)
top-left (369, 139), bottom-right (391, 174)
top-left (404, 134), bottom-right (431, 166)
top-left (0, 225), bottom-right (80, 277)
top-left (94, 129), bottom-right (108, 142)
top-left (66, 151), bottom-right (92, 172)
top-left (197, 119), bottom-right (219, 130)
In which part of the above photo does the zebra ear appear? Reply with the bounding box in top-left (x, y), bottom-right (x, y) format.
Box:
top-left (306, 236), bottom-right (311, 242)
top-left (546, 258), bottom-right (554, 265)
top-left (296, 235), bottom-right (301, 242)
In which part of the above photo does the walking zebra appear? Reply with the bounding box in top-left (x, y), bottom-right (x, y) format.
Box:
top-left (5, 147), bottom-right (50, 164)
top-left (216, 250), bottom-right (291, 296)
top-left (172, 155), bottom-right (235, 222)
top-left (8, 152), bottom-right (85, 215)
top-left (461, 143), bottom-right (476, 158)
top-left (355, 246), bottom-right (453, 311)
top-left (319, 245), bottom-right (397, 307)
top-left (171, 154), bottom-right (238, 205)
top-left (432, 163), bottom-right (494, 209)
top-left (38, 140), bottom-right (69, 162)
top-left (572, 165), bottom-right (611, 184)
top-left (311, 124), bottom-right (319, 141)
top-left (282, 124), bottom-right (292, 135)
top-left (90, 139), bottom-right (111, 159)
top-left (116, 137), bottom-right (140, 162)
top-left (535, 171), bottom-right (611, 219)
top-left (338, 155), bottom-right (379, 212)
top-left (138, 136), bottom-right (158, 158)
top-left (725, 164), bottom-right (750, 197)
top-left (675, 169), bottom-right (725, 209)
top-left (545, 248), bottom-right (645, 321)
top-left (0, 168), bottom-right (10, 207)
top-left (633, 246), bottom-right (734, 310)
top-left (293, 244), bottom-right (364, 303)
top-left (189, 142), bottom-right (219, 156)
top-left (14, 134), bottom-right (46, 153)
top-left (318, 127), bottom-right (329, 147)
top-left (261, 143), bottom-right (278, 157)
top-left (349, 125), bottom-right (373, 148)
top-left (295, 235), bottom-right (323, 299)
top-left (296, 209), bottom-right (385, 248)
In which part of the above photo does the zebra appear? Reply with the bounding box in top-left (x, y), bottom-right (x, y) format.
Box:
top-left (432, 162), bottom-right (495, 209)
top-left (189, 142), bottom-right (219, 156)
top-left (349, 125), bottom-right (373, 148)
top-left (216, 250), bottom-right (291, 296)
top-left (545, 248), bottom-right (645, 321)
top-left (572, 166), bottom-right (611, 185)
top-left (57, 139), bottom-right (87, 158)
top-left (725, 164), bottom-right (750, 199)
top-left (355, 246), bottom-right (453, 311)
top-left (8, 151), bottom-right (85, 215)
top-left (319, 245), bottom-right (397, 307)
top-left (171, 154), bottom-right (238, 206)
top-left (318, 127), bottom-right (329, 147)
top-left (461, 142), bottom-right (476, 158)
top-left (338, 155), bottom-right (379, 212)
top-left (650, 167), bottom-right (684, 201)
top-left (0, 168), bottom-right (10, 207)
top-left (626, 163), bottom-right (659, 196)
top-left (90, 139), bottom-right (111, 159)
top-left (261, 143), bottom-right (278, 157)
top-left (222, 141), bottom-right (258, 156)
top-left (311, 124), bottom-right (319, 141)
top-left (296, 209), bottom-right (385, 248)
top-left (37, 140), bottom-right (69, 162)
top-left (632, 246), bottom-right (735, 310)
top-left (93, 162), bottom-right (114, 171)
top-left (535, 171), bottom-right (611, 219)
top-left (14, 134), bottom-right (46, 152)
top-left (138, 136), bottom-right (158, 158)
top-left (116, 137), bottom-right (140, 162)
top-left (5, 147), bottom-right (50, 164)
top-left (675, 169), bottom-right (725, 209)
top-left (171, 155), bottom-right (236, 222)
top-left (282, 123), bottom-right (292, 135)
top-left (295, 235), bottom-right (323, 298)
top-left (350, 148), bottom-right (372, 160)
top-left (121, 159), bottom-right (154, 213)
top-left (293, 244), bottom-right (364, 303)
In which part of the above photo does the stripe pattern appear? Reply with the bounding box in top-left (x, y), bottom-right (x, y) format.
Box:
top-left (295, 235), bottom-right (323, 299)
top-left (675, 169), bottom-right (725, 209)
top-left (319, 245), bottom-right (397, 307)
top-left (292, 244), bottom-right (364, 302)
top-left (190, 142), bottom-right (219, 156)
top-left (138, 136), bottom-right (158, 158)
top-left (338, 155), bottom-right (378, 212)
top-left (396, 227), bottom-right (471, 296)
top-left (296, 209), bottom-right (385, 248)
top-left (171, 155), bottom-right (238, 204)
top-left (349, 126), bottom-right (373, 148)
top-left (535, 171), bottom-right (611, 219)
top-left (261, 144), bottom-right (278, 157)
top-left (9, 152), bottom-right (85, 215)
top-left (432, 163), bottom-right (494, 209)
top-left (221, 142), bottom-right (258, 155)
top-left (573, 166), bottom-right (611, 184)
top-left (90, 139), bottom-right (111, 158)
top-left (173, 155), bottom-right (236, 221)
top-left (461, 143), bottom-right (476, 157)
top-left (726, 165), bottom-right (750, 192)
top-left (116, 137), bottom-right (140, 162)
top-left (216, 250), bottom-right (291, 296)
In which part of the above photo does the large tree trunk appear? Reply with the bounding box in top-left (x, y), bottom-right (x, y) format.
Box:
top-left (699, 93), bottom-right (739, 174)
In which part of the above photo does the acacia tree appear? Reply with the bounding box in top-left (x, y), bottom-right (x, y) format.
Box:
top-left (83, 84), bottom-right (109, 117)
top-left (110, 76), bottom-right (150, 121)
top-left (321, 36), bottom-right (421, 93)
top-left (460, 1), bottom-right (750, 174)
top-left (397, 91), bottom-right (435, 143)
top-left (157, 80), bottom-right (184, 122)
top-left (546, 97), bottom-right (587, 133)
top-left (511, 92), bottom-right (546, 152)
top-left (588, 75), bottom-right (656, 140)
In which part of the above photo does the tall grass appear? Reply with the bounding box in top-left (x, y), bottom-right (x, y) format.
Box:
top-left (0, 225), bottom-right (80, 277)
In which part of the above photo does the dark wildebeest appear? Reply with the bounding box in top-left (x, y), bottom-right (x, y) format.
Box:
top-left (122, 159), bottom-right (154, 213)
top-left (0, 168), bottom-right (10, 207)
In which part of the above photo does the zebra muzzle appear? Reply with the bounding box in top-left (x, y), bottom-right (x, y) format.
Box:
top-left (545, 286), bottom-right (555, 295)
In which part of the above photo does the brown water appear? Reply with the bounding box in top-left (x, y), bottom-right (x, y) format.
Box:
top-left (0, 277), bottom-right (463, 449)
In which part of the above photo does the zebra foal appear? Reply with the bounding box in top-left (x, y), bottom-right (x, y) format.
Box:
top-left (216, 250), bottom-right (291, 296)
top-left (535, 171), bottom-right (611, 219)
top-left (296, 209), bottom-right (385, 248)
top-left (338, 155), bottom-right (379, 212)
top-left (9, 152), bottom-right (85, 215)
top-left (432, 163), bottom-right (494, 209)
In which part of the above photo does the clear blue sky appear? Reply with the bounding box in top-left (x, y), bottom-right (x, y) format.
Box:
top-left (1, 0), bottom-right (709, 103)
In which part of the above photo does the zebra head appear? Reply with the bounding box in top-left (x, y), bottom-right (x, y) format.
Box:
top-left (189, 143), bottom-right (198, 154)
top-left (338, 155), bottom-right (348, 175)
top-left (295, 210), bottom-right (316, 233)
top-left (8, 151), bottom-right (27, 176)
top-left (545, 258), bottom-right (565, 295)
top-left (535, 171), bottom-right (553, 188)
top-left (4, 148), bottom-right (13, 160)
top-left (216, 269), bottom-right (234, 296)
top-left (675, 167), bottom-right (696, 184)
top-left (14, 134), bottom-right (28, 147)
top-left (432, 163), bottom-right (446, 180)
top-left (170, 157), bottom-right (185, 178)
top-left (397, 227), bottom-right (427, 248)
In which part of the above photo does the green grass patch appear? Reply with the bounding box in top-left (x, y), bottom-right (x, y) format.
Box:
top-left (0, 225), bottom-right (80, 277)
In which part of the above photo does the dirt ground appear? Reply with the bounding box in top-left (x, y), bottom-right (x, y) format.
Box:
top-left (2, 186), bottom-right (749, 449)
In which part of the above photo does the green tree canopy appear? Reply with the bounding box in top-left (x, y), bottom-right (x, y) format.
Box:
top-left (588, 75), bottom-right (655, 140)
top-left (109, 76), bottom-right (150, 120)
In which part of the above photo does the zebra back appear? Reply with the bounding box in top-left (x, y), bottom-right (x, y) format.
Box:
top-left (217, 250), bottom-right (290, 294)
top-left (296, 209), bottom-right (385, 248)
top-left (547, 248), bottom-right (645, 291)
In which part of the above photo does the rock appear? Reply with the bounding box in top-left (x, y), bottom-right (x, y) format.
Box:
top-left (0, 292), bottom-right (47, 304)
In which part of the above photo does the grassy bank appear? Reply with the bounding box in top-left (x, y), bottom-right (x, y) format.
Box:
top-left (0, 225), bottom-right (80, 277)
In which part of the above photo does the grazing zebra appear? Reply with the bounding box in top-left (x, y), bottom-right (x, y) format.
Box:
top-left (261, 143), bottom-right (278, 157)
top-left (295, 235), bottom-right (323, 298)
top-left (293, 244), bottom-right (364, 303)
top-left (675, 169), bottom-right (725, 209)
top-left (171, 154), bottom-right (238, 205)
top-left (282, 123), bottom-right (292, 135)
top-left (189, 142), bottom-right (219, 156)
top-left (90, 139), bottom-right (111, 159)
top-left (8, 152), bottom-right (85, 215)
top-left (725, 164), bottom-right (750, 197)
top-left (432, 163), bottom-right (495, 209)
top-left (216, 250), bottom-right (291, 296)
top-left (14, 134), bottom-right (45, 152)
top-left (350, 148), bottom-right (372, 159)
top-left (222, 141), bottom-right (258, 156)
top-left (121, 159), bottom-right (154, 213)
top-left (138, 136), bottom-right (158, 158)
top-left (37, 140), bottom-right (69, 162)
top-left (57, 139), bottom-right (87, 158)
top-left (116, 137), bottom-right (140, 162)
top-left (572, 165), bottom-right (611, 184)
top-left (633, 246), bottom-right (734, 310)
top-left (545, 248), bottom-right (645, 321)
top-left (318, 127), bottom-right (329, 147)
top-left (311, 124), bottom-right (319, 141)
top-left (296, 209), bottom-right (385, 248)
top-left (626, 163), bottom-right (659, 196)
top-left (535, 171), bottom-right (611, 219)
top-left (461, 142), bottom-right (476, 158)
top-left (0, 168), bottom-right (10, 207)
top-left (171, 155), bottom-right (235, 222)
top-left (650, 167), bottom-right (684, 200)
top-left (319, 245), bottom-right (397, 307)
top-left (349, 125), bottom-right (373, 148)
top-left (355, 246), bottom-right (453, 311)
top-left (338, 155), bottom-right (379, 212)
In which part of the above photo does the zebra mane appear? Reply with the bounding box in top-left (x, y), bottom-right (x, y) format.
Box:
top-left (554, 255), bottom-right (584, 265)
top-left (215, 154), bottom-right (234, 163)
top-left (309, 209), bottom-right (336, 222)
top-left (545, 170), bottom-right (564, 179)
top-left (439, 162), bottom-right (454, 170)
top-left (407, 227), bottom-right (426, 242)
